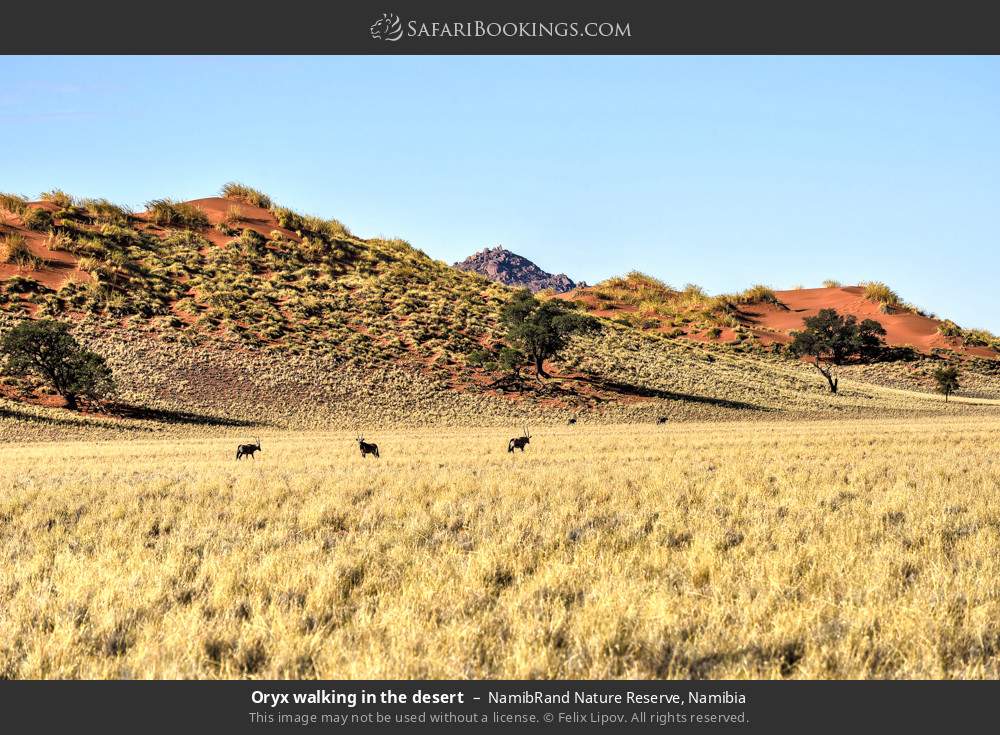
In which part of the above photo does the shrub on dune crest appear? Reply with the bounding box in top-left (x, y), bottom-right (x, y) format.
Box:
top-left (145, 199), bottom-right (209, 229)
top-left (302, 214), bottom-right (352, 240)
top-left (82, 198), bottom-right (132, 226)
top-left (937, 320), bottom-right (962, 338)
top-left (861, 281), bottom-right (903, 310)
top-left (736, 284), bottom-right (781, 306)
top-left (961, 327), bottom-right (1000, 350)
top-left (221, 182), bottom-right (273, 209)
top-left (270, 206), bottom-right (305, 232)
top-left (822, 279), bottom-right (842, 288)
top-left (0, 193), bottom-right (29, 217)
top-left (39, 189), bottom-right (76, 209)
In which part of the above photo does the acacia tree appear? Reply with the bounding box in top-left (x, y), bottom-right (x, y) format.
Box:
top-left (500, 290), bottom-right (598, 379)
top-left (0, 319), bottom-right (114, 409)
top-left (933, 365), bottom-right (960, 402)
top-left (789, 309), bottom-right (886, 393)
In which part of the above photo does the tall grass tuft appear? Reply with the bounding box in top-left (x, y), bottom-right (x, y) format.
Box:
top-left (736, 284), bottom-right (781, 305)
top-left (961, 327), bottom-right (1000, 350)
top-left (21, 208), bottom-right (53, 231)
top-left (221, 183), bottom-right (273, 209)
top-left (1, 233), bottom-right (42, 268)
top-left (39, 189), bottom-right (76, 209)
top-left (937, 320), bottom-right (962, 338)
top-left (0, 193), bottom-right (29, 217)
top-left (145, 199), bottom-right (209, 229)
top-left (861, 281), bottom-right (903, 309)
top-left (82, 198), bottom-right (133, 226)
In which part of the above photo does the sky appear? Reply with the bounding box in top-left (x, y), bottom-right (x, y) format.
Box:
top-left (2, 56), bottom-right (998, 329)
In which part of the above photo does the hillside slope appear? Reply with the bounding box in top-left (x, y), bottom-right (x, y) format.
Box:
top-left (0, 190), bottom-right (509, 369)
top-left (747, 286), bottom-right (999, 358)
top-left (558, 273), bottom-right (1000, 361)
top-left (1, 189), bottom-right (999, 434)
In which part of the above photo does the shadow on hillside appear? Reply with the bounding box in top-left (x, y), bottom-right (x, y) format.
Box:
top-left (104, 403), bottom-right (263, 428)
top-left (577, 377), bottom-right (773, 412)
top-left (0, 405), bottom-right (153, 430)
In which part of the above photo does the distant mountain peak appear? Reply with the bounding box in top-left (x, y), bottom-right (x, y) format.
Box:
top-left (453, 245), bottom-right (579, 294)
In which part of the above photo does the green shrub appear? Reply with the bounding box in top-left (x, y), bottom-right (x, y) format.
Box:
top-left (39, 189), bottom-right (76, 208)
top-left (737, 284), bottom-right (780, 305)
top-left (466, 348), bottom-right (492, 367)
top-left (271, 206), bottom-right (305, 232)
top-left (961, 328), bottom-right (1000, 349)
top-left (0, 193), bottom-right (29, 216)
top-left (216, 221), bottom-right (241, 237)
top-left (22, 207), bottom-right (53, 231)
top-left (145, 199), bottom-right (209, 229)
top-left (861, 281), bottom-right (903, 309)
top-left (937, 320), bottom-right (962, 338)
top-left (1, 233), bottom-right (42, 268)
top-left (82, 198), bottom-right (132, 225)
top-left (221, 182), bottom-right (273, 209)
top-left (236, 228), bottom-right (267, 254)
top-left (4, 275), bottom-right (43, 294)
top-left (223, 204), bottom-right (244, 224)
top-left (45, 230), bottom-right (74, 252)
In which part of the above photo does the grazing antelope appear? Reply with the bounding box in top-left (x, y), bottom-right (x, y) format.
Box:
top-left (567, 417), bottom-right (577, 425)
top-left (657, 416), bottom-right (669, 425)
top-left (236, 437), bottom-right (262, 460)
top-left (508, 427), bottom-right (531, 453)
top-left (357, 436), bottom-right (380, 459)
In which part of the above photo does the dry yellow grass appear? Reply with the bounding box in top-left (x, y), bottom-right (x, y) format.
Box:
top-left (3, 416), bottom-right (1000, 679)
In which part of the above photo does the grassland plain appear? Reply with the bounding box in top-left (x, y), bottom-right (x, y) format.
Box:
top-left (3, 416), bottom-right (1000, 679)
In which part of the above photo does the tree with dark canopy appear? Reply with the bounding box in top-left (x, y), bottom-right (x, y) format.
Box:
top-left (0, 319), bottom-right (114, 409)
top-left (932, 365), bottom-right (960, 402)
top-left (788, 308), bottom-right (886, 393)
top-left (500, 290), bottom-right (598, 378)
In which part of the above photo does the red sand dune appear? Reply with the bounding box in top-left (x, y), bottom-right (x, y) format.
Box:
top-left (0, 204), bottom-right (91, 290)
top-left (0, 197), bottom-right (301, 292)
top-left (746, 286), bottom-right (996, 358)
top-left (165, 197), bottom-right (302, 248)
top-left (560, 283), bottom-right (997, 359)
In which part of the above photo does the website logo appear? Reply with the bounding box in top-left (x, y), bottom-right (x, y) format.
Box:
top-left (370, 12), bottom-right (403, 42)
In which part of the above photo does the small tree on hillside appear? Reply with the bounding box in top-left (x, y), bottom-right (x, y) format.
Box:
top-left (933, 365), bottom-right (960, 402)
top-left (498, 346), bottom-right (526, 378)
top-left (0, 319), bottom-right (114, 409)
top-left (789, 308), bottom-right (887, 393)
top-left (500, 290), bottom-right (598, 379)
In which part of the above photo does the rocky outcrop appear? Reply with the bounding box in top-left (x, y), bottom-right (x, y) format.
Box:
top-left (454, 245), bottom-right (578, 293)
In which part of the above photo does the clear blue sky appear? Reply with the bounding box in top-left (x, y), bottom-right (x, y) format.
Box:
top-left (3, 56), bottom-right (998, 329)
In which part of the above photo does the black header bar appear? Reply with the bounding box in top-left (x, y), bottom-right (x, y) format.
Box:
top-left (3, 1), bottom-right (1000, 54)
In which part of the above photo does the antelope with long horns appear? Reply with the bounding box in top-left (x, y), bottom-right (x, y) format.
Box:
top-left (508, 427), bottom-right (531, 453)
top-left (357, 435), bottom-right (380, 459)
top-left (236, 437), bottom-right (262, 460)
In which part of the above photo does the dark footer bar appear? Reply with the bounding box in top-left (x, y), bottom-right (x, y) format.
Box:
top-left (1, 680), bottom-right (996, 733)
